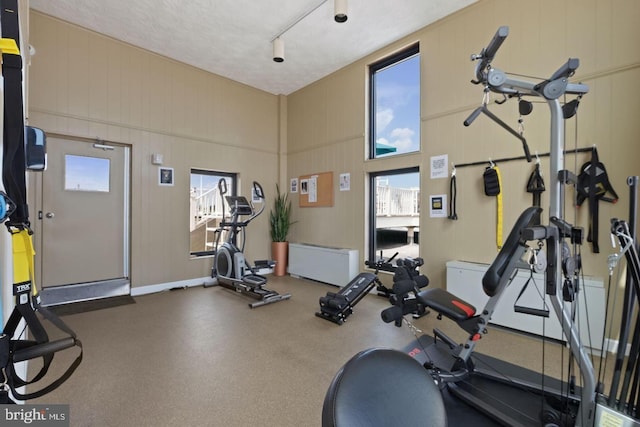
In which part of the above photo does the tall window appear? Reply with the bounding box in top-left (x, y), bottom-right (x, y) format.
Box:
top-left (369, 43), bottom-right (420, 159)
top-left (189, 169), bottom-right (236, 257)
top-left (368, 168), bottom-right (420, 267)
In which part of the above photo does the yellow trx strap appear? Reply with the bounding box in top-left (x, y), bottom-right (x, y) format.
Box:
top-left (11, 228), bottom-right (36, 296)
top-left (4, 226), bottom-right (83, 401)
top-left (494, 166), bottom-right (503, 250)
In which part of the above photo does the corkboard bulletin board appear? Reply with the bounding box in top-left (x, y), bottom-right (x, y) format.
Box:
top-left (299, 171), bottom-right (333, 207)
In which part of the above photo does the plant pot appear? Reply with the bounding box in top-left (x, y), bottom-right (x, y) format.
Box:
top-left (271, 241), bottom-right (289, 277)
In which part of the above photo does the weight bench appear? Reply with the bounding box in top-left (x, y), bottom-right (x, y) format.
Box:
top-left (384, 206), bottom-right (542, 351)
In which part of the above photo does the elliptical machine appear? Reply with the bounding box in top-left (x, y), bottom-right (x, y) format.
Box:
top-left (209, 179), bottom-right (291, 308)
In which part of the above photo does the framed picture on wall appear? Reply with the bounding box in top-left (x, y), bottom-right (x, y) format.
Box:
top-left (159, 167), bottom-right (174, 186)
top-left (339, 173), bottom-right (350, 191)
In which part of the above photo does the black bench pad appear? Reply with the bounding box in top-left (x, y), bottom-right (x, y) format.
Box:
top-left (417, 287), bottom-right (476, 322)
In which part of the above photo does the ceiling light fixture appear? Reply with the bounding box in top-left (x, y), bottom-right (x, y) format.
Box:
top-left (271, 0), bottom-right (347, 63)
top-left (334, 0), bottom-right (348, 23)
top-left (273, 37), bottom-right (284, 63)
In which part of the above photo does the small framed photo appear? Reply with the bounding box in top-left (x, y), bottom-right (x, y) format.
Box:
top-left (290, 178), bottom-right (298, 193)
top-left (429, 194), bottom-right (447, 218)
top-left (159, 167), bottom-right (174, 186)
top-left (339, 173), bottom-right (350, 191)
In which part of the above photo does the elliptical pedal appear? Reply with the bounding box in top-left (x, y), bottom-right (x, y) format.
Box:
top-left (243, 274), bottom-right (267, 287)
top-left (250, 292), bottom-right (292, 308)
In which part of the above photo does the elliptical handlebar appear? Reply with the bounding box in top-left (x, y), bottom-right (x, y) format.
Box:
top-left (251, 181), bottom-right (265, 219)
top-left (218, 177), bottom-right (228, 195)
top-left (217, 179), bottom-right (267, 229)
top-left (253, 181), bottom-right (264, 200)
top-left (218, 178), bottom-right (229, 224)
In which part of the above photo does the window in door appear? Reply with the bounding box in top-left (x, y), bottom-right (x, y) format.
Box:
top-left (65, 154), bottom-right (111, 192)
top-left (190, 169), bottom-right (237, 257)
top-left (368, 168), bottom-right (420, 268)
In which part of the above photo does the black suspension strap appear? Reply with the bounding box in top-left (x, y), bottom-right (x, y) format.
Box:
top-left (448, 167), bottom-right (458, 220)
top-left (527, 160), bottom-right (545, 208)
top-left (0, 0), bottom-right (82, 401)
top-left (1, 2), bottom-right (26, 227)
top-left (576, 146), bottom-right (619, 253)
top-left (2, 228), bottom-right (83, 401)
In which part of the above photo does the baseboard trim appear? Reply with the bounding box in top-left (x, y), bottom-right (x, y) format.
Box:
top-left (40, 279), bottom-right (130, 306)
top-left (604, 338), bottom-right (632, 356)
top-left (131, 277), bottom-right (210, 296)
top-left (131, 270), bottom-right (274, 297)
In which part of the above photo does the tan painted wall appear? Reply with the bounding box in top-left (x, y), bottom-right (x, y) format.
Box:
top-left (287, 0), bottom-right (640, 307)
top-left (25, 0), bottom-right (640, 338)
top-left (27, 11), bottom-right (281, 288)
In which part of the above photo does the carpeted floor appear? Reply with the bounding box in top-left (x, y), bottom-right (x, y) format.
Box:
top-left (25, 274), bottom-right (612, 426)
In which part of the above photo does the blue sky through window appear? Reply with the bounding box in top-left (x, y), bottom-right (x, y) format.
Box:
top-left (191, 174), bottom-right (219, 194)
top-left (374, 54), bottom-right (420, 189)
top-left (190, 172), bottom-right (234, 200)
top-left (375, 55), bottom-right (420, 159)
top-left (65, 155), bottom-right (110, 192)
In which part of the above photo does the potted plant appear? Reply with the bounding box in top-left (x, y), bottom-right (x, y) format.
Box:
top-left (270, 183), bottom-right (295, 276)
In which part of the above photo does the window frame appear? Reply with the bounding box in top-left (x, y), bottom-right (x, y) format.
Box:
top-left (367, 166), bottom-right (420, 270)
top-left (189, 169), bottom-right (237, 258)
top-left (368, 42), bottom-right (420, 160)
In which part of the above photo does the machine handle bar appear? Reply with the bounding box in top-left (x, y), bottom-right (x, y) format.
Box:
top-left (473, 26), bottom-right (509, 82)
top-left (13, 337), bottom-right (77, 363)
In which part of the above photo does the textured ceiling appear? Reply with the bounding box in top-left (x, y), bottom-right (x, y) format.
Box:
top-left (29, 0), bottom-right (476, 95)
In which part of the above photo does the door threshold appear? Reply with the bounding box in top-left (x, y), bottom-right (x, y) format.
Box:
top-left (39, 279), bottom-right (130, 307)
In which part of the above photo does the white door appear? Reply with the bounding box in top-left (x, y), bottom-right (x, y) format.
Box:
top-left (36, 137), bottom-right (130, 304)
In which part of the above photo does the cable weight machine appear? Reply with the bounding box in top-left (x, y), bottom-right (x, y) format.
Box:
top-left (466, 26), bottom-right (595, 425)
top-left (324, 27), bottom-right (639, 427)
top-left (382, 26), bottom-right (597, 426)
top-left (602, 177), bottom-right (640, 424)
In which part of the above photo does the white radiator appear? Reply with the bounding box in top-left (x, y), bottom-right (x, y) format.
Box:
top-left (446, 260), bottom-right (605, 350)
top-left (288, 243), bottom-right (359, 286)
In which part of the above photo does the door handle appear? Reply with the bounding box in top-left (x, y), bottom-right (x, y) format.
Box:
top-left (45, 212), bottom-right (55, 219)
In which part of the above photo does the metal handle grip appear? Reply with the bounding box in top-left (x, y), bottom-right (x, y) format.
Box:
top-left (13, 337), bottom-right (77, 363)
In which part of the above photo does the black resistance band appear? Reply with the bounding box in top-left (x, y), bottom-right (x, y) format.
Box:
top-left (448, 172), bottom-right (458, 220)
